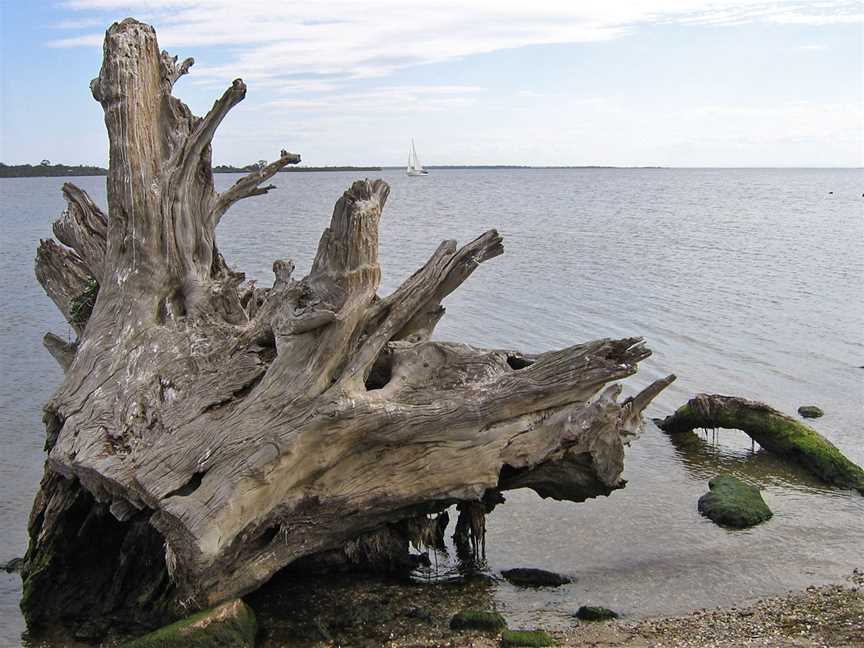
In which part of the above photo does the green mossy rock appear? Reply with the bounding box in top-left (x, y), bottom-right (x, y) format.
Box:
top-left (656, 395), bottom-right (864, 494)
top-left (501, 629), bottom-right (556, 646)
top-left (501, 568), bottom-right (571, 587)
top-left (798, 405), bottom-right (824, 419)
top-left (576, 605), bottom-right (619, 621)
top-left (121, 600), bottom-right (256, 648)
top-left (698, 475), bottom-right (773, 529)
top-left (450, 609), bottom-right (507, 631)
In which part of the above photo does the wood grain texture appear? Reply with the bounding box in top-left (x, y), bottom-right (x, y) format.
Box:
top-left (21, 18), bottom-right (673, 634)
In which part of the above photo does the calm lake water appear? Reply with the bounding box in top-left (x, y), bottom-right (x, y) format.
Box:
top-left (1, 168), bottom-right (862, 645)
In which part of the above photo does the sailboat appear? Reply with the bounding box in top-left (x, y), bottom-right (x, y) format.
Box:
top-left (406, 138), bottom-right (429, 176)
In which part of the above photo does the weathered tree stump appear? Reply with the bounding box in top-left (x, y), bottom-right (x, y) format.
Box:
top-left (22, 18), bottom-right (673, 637)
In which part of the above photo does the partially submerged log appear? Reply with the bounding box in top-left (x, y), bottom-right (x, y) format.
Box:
top-left (656, 394), bottom-right (864, 494)
top-left (22, 18), bottom-right (672, 636)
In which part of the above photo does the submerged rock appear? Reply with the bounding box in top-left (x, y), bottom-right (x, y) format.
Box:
top-left (576, 605), bottom-right (619, 621)
top-left (501, 568), bottom-right (571, 587)
top-left (698, 475), bottom-right (773, 529)
top-left (798, 405), bottom-right (824, 419)
top-left (501, 629), bottom-right (556, 646)
top-left (121, 599), bottom-right (256, 648)
top-left (656, 394), bottom-right (864, 494)
top-left (404, 606), bottom-right (433, 622)
top-left (450, 609), bottom-right (507, 631)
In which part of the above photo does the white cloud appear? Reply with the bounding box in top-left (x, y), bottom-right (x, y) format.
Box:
top-left (51, 17), bottom-right (108, 29)
top-left (259, 85), bottom-right (485, 115)
top-left (43, 1), bottom-right (862, 166)
top-left (51, 1), bottom-right (863, 87)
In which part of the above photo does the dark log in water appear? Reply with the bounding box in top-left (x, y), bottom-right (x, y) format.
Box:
top-left (21, 18), bottom-right (672, 637)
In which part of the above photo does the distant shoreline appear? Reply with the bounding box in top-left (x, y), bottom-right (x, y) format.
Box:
top-left (213, 165), bottom-right (384, 173)
top-left (0, 163), bottom-right (387, 178)
top-left (1, 163), bottom-right (665, 178)
top-left (4, 164), bottom-right (858, 178)
top-left (0, 163), bottom-right (109, 178)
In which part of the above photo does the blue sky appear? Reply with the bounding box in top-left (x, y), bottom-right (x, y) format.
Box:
top-left (1, 1), bottom-right (862, 167)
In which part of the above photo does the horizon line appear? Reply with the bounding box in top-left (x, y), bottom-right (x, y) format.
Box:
top-left (2, 162), bottom-right (862, 171)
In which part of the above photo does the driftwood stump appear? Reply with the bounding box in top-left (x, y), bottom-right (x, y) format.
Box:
top-left (23, 18), bottom-right (673, 636)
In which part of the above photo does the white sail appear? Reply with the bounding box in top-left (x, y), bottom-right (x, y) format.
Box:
top-left (406, 138), bottom-right (429, 176)
top-left (411, 140), bottom-right (423, 171)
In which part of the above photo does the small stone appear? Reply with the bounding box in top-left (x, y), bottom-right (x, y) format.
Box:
top-left (450, 609), bottom-right (507, 632)
top-left (1, 557), bottom-right (23, 573)
top-left (501, 568), bottom-right (571, 587)
top-left (405, 606), bottom-right (433, 622)
top-left (798, 405), bottom-right (824, 419)
top-left (576, 606), bottom-right (619, 621)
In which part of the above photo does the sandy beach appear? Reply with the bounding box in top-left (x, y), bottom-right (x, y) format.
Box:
top-left (376, 580), bottom-right (863, 648)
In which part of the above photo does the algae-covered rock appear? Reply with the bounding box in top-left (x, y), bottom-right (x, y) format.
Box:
top-left (656, 394), bottom-right (864, 494)
top-left (450, 609), bottom-right (507, 631)
top-left (575, 605), bottom-right (619, 621)
top-left (697, 475), bottom-right (772, 529)
top-left (501, 568), bottom-right (571, 587)
top-left (798, 405), bottom-right (824, 419)
top-left (501, 629), bottom-right (556, 646)
top-left (121, 599), bottom-right (256, 648)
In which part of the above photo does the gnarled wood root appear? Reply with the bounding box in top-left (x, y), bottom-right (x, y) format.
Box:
top-left (23, 18), bottom-right (673, 637)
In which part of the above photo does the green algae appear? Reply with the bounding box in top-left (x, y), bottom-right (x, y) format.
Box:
top-left (121, 600), bottom-right (256, 648)
top-left (501, 629), bottom-right (556, 646)
top-left (697, 475), bottom-right (773, 529)
top-left (450, 609), bottom-right (507, 631)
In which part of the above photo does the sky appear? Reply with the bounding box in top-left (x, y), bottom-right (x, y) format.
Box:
top-left (0, 1), bottom-right (862, 167)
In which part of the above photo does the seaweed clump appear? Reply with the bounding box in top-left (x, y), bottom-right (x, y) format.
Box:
top-left (450, 609), bottom-right (507, 632)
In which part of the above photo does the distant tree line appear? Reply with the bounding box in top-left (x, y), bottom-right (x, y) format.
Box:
top-left (1, 160), bottom-right (382, 178)
top-left (213, 162), bottom-right (383, 173)
top-left (0, 161), bottom-right (108, 177)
